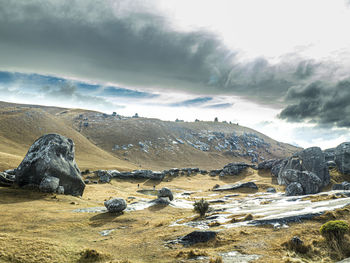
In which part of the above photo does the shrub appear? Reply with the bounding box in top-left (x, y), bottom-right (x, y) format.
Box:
top-left (194, 198), bottom-right (209, 217)
top-left (320, 220), bottom-right (349, 242)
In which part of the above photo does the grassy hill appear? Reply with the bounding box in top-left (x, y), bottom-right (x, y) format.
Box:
top-left (0, 101), bottom-right (299, 171)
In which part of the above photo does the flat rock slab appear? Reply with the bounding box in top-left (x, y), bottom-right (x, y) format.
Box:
top-left (213, 182), bottom-right (258, 191)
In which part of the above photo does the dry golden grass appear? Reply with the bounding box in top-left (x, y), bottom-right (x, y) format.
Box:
top-left (0, 170), bottom-right (348, 263)
top-left (0, 104), bottom-right (137, 172)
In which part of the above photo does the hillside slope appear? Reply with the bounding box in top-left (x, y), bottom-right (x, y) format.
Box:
top-left (0, 102), bottom-right (136, 171)
top-left (56, 107), bottom-right (299, 170)
top-left (0, 101), bottom-right (300, 171)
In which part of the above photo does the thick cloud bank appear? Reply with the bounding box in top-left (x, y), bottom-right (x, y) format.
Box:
top-left (279, 80), bottom-right (350, 128)
top-left (1, 0), bottom-right (350, 130)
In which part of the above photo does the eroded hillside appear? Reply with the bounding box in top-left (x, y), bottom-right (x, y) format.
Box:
top-left (0, 101), bottom-right (299, 171)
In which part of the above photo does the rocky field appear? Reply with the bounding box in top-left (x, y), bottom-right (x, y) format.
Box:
top-left (1, 102), bottom-right (350, 262)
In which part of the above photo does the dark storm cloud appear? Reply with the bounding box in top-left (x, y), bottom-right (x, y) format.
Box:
top-left (1, 0), bottom-right (350, 130)
top-left (279, 80), bottom-right (350, 127)
top-left (0, 0), bottom-right (338, 104)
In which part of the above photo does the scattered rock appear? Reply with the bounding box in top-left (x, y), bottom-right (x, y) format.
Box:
top-left (96, 170), bottom-right (113, 183)
top-left (220, 162), bottom-right (251, 176)
top-left (213, 182), bottom-right (258, 191)
top-left (332, 181), bottom-right (350, 190)
top-left (266, 187), bottom-right (276, 193)
top-left (15, 134), bottom-right (85, 196)
top-left (335, 142), bottom-right (350, 174)
top-left (209, 169), bottom-right (222, 176)
top-left (180, 231), bottom-right (217, 245)
top-left (39, 176), bottom-right (59, 193)
top-left (104, 198), bottom-right (127, 213)
top-left (157, 187), bottom-right (174, 201)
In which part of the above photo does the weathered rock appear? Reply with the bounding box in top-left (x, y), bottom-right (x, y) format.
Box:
top-left (15, 134), bottom-right (85, 196)
top-left (213, 182), bottom-right (258, 191)
top-left (257, 159), bottom-right (282, 170)
top-left (281, 169), bottom-right (322, 195)
top-left (180, 231), bottom-right (217, 245)
top-left (57, 186), bottom-right (65, 194)
top-left (278, 147), bottom-right (329, 188)
top-left (39, 176), bottom-right (60, 193)
top-left (324, 148), bottom-right (336, 162)
top-left (157, 187), bottom-right (174, 201)
top-left (286, 182), bottom-right (304, 196)
top-left (209, 169), bottom-right (222, 176)
top-left (271, 159), bottom-right (287, 177)
top-left (4, 169), bottom-right (15, 175)
top-left (266, 187), bottom-right (276, 193)
top-left (332, 181), bottom-right (350, 190)
top-left (0, 172), bottom-right (15, 186)
top-left (96, 170), bottom-right (112, 183)
top-left (326, 161), bottom-right (337, 168)
top-left (104, 198), bottom-right (127, 213)
top-left (335, 142), bottom-right (350, 174)
top-left (111, 170), bottom-right (165, 180)
top-left (220, 162), bottom-right (251, 176)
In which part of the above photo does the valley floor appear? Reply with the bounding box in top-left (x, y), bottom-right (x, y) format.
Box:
top-left (1, 170), bottom-right (350, 263)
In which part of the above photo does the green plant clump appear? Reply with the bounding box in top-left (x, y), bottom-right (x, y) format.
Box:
top-left (194, 198), bottom-right (209, 217)
top-left (320, 220), bottom-right (349, 241)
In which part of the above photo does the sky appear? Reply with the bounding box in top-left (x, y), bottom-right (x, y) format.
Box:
top-left (1, 0), bottom-right (350, 149)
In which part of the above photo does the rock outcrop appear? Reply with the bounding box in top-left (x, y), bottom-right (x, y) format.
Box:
top-left (280, 169), bottom-right (322, 195)
top-left (257, 159), bottom-right (282, 170)
top-left (220, 162), bottom-right (251, 176)
top-left (335, 142), bottom-right (350, 174)
top-left (104, 198), bottom-right (127, 213)
top-left (277, 147), bottom-right (329, 195)
top-left (15, 134), bottom-right (85, 196)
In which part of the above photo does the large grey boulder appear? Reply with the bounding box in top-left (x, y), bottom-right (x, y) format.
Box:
top-left (104, 198), bottom-right (127, 213)
top-left (220, 162), bottom-right (251, 176)
top-left (278, 147), bottom-right (329, 188)
top-left (335, 142), bottom-right (350, 174)
top-left (15, 134), bottom-right (85, 196)
top-left (39, 176), bottom-right (59, 193)
top-left (280, 169), bottom-right (322, 195)
top-left (157, 187), bottom-right (174, 201)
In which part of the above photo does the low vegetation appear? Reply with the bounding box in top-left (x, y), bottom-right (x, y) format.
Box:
top-left (193, 198), bottom-right (209, 217)
top-left (320, 220), bottom-right (349, 242)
